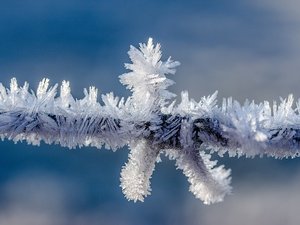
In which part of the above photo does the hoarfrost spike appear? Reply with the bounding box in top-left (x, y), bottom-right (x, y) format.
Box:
top-left (0, 38), bottom-right (300, 204)
top-left (120, 140), bottom-right (160, 202)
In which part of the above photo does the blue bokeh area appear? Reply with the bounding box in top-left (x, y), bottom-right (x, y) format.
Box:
top-left (1, 1), bottom-right (300, 224)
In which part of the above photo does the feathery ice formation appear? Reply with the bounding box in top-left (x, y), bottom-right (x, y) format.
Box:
top-left (1, 38), bottom-right (300, 204)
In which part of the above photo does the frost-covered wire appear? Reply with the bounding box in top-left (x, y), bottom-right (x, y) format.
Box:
top-left (1, 38), bottom-right (300, 204)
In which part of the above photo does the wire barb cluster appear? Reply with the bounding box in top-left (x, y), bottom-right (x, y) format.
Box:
top-left (1, 38), bottom-right (300, 204)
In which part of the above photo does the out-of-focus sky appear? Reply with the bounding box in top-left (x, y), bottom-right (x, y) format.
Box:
top-left (1, 1), bottom-right (300, 225)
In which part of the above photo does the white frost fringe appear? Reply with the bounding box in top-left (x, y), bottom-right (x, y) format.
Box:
top-left (0, 38), bottom-right (299, 204)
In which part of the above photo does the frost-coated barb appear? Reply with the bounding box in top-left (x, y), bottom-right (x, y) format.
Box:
top-left (1, 38), bottom-right (300, 204)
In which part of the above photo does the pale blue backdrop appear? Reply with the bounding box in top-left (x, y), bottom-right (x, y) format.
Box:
top-left (0, 1), bottom-right (300, 224)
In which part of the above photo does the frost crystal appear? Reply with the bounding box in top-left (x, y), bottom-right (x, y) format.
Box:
top-left (119, 38), bottom-right (180, 110)
top-left (1, 38), bottom-right (300, 204)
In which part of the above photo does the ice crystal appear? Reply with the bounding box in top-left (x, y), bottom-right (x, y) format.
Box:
top-left (119, 38), bottom-right (180, 110)
top-left (1, 38), bottom-right (300, 204)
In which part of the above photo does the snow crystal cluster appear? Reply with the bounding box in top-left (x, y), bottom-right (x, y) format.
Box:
top-left (1, 38), bottom-right (300, 204)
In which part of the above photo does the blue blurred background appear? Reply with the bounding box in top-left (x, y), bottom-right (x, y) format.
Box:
top-left (1, 0), bottom-right (300, 224)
